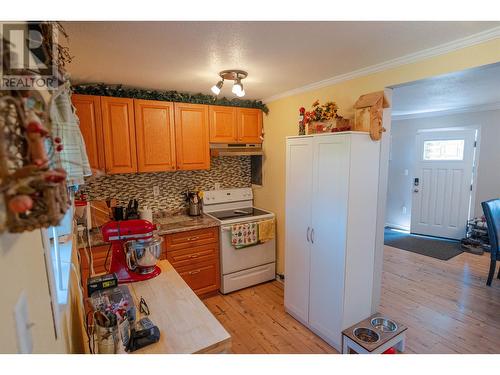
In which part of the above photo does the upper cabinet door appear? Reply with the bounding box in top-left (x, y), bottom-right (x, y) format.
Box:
top-left (72, 94), bottom-right (105, 171)
top-left (237, 108), bottom-right (263, 143)
top-left (134, 100), bottom-right (176, 172)
top-left (208, 105), bottom-right (238, 143)
top-left (174, 103), bottom-right (210, 170)
top-left (101, 97), bottom-right (137, 174)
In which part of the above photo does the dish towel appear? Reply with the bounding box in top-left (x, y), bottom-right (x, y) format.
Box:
top-left (49, 80), bottom-right (92, 186)
top-left (231, 222), bottom-right (258, 249)
top-left (258, 219), bottom-right (275, 243)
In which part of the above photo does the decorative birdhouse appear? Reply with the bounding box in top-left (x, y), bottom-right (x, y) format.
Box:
top-left (353, 91), bottom-right (390, 141)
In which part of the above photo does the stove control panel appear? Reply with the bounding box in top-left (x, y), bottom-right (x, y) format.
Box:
top-left (203, 188), bottom-right (253, 205)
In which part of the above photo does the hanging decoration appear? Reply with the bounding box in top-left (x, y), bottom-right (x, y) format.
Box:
top-left (301, 99), bottom-right (352, 134)
top-left (0, 22), bottom-right (70, 233)
top-left (72, 83), bottom-right (269, 114)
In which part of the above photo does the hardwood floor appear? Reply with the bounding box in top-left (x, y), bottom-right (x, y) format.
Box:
top-left (202, 280), bottom-right (336, 353)
top-left (203, 246), bottom-right (500, 354)
top-left (380, 245), bottom-right (500, 354)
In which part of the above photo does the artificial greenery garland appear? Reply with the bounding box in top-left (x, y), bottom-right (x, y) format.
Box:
top-left (72, 83), bottom-right (269, 114)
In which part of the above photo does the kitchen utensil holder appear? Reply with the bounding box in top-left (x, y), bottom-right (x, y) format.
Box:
top-left (95, 321), bottom-right (119, 354)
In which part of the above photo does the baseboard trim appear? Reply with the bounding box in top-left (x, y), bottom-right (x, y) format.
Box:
top-left (385, 223), bottom-right (410, 232)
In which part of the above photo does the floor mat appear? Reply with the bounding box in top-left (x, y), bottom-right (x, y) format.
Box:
top-left (384, 228), bottom-right (463, 260)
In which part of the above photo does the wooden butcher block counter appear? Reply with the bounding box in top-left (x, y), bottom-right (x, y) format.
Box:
top-left (119, 260), bottom-right (231, 354)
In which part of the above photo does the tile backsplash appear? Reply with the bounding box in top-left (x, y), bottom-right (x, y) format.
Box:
top-left (82, 156), bottom-right (251, 212)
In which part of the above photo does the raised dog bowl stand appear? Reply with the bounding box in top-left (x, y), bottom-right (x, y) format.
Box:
top-left (342, 313), bottom-right (407, 354)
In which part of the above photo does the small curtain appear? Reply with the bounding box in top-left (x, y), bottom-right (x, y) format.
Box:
top-left (49, 81), bottom-right (92, 186)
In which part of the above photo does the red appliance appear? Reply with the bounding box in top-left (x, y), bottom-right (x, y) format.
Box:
top-left (101, 219), bottom-right (161, 283)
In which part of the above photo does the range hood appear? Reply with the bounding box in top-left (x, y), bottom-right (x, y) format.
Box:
top-left (210, 143), bottom-right (263, 156)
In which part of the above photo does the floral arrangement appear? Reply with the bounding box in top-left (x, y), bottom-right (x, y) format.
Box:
top-left (299, 100), bottom-right (351, 134)
top-left (303, 100), bottom-right (339, 124)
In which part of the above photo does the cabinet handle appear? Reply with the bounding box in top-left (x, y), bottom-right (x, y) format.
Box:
top-left (189, 269), bottom-right (201, 275)
top-left (187, 236), bottom-right (199, 241)
top-left (306, 227), bottom-right (310, 243)
top-left (189, 254), bottom-right (199, 258)
top-left (311, 228), bottom-right (315, 244)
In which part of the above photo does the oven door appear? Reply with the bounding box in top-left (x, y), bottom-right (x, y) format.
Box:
top-left (220, 219), bottom-right (276, 275)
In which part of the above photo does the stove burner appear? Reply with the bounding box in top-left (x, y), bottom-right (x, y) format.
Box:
top-left (208, 207), bottom-right (270, 220)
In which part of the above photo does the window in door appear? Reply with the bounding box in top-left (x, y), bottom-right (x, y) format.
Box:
top-left (422, 139), bottom-right (465, 161)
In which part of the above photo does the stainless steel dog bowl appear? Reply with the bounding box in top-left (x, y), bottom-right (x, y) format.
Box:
top-left (370, 317), bottom-right (398, 332)
top-left (353, 327), bottom-right (380, 343)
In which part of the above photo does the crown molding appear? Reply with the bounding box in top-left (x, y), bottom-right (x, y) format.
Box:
top-left (392, 101), bottom-right (500, 121)
top-left (262, 26), bottom-right (500, 104)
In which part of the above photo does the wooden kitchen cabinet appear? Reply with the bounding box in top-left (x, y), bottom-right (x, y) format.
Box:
top-left (208, 106), bottom-right (263, 144)
top-left (237, 108), bottom-right (262, 143)
top-left (174, 103), bottom-right (210, 170)
top-left (72, 94), bottom-right (105, 171)
top-left (78, 244), bottom-right (112, 297)
top-left (78, 244), bottom-right (112, 275)
top-left (101, 97), bottom-right (137, 174)
top-left (165, 227), bottom-right (220, 297)
top-left (134, 99), bottom-right (176, 172)
top-left (208, 105), bottom-right (238, 143)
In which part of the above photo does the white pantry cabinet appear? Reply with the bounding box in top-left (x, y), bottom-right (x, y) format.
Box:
top-left (284, 132), bottom-right (380, 351)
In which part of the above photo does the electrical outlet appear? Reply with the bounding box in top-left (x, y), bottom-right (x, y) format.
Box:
top-left (402, 206), bottom-right (407, 215)
top-left (14, 291), bottom-right (33, 354)
top-left (153, 186), bottom-right (160, 197)
top-left (214, 182), bottom-right (221, 190)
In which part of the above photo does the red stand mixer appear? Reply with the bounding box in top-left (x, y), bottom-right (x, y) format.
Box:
top-left (101, 219), bottom-right (163, 283)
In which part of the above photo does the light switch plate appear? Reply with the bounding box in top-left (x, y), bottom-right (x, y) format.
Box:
top-left (14, 291), bottom-right (33, 354)
top-left (153, 186), bottom-right (160, 197)
top-left (214, 182), bottom-right (221, 190)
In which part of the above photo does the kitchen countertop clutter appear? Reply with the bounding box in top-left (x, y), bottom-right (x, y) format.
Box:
top-left (78, 213), bottom-right (219, 249)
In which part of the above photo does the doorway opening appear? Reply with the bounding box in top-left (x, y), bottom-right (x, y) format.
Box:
top-left (384, 61), bottom-right (500, 259)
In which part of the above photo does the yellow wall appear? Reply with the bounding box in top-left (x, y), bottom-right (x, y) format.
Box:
top-left (254, 38), bottom-right (500, 274)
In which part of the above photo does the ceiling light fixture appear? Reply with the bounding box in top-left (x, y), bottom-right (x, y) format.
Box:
top-left (211, 80), bottom-right (224, 95)
top-left (211, 70), bottom-right (248, 97)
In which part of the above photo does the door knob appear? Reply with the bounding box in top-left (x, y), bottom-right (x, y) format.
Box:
top-left (413, 188), bottom-right (419, 193)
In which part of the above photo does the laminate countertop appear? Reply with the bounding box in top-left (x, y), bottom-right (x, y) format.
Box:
top-left (78, 214), bottom-right (219, 249)
top-left (118, 260), bottom-right (231, 354)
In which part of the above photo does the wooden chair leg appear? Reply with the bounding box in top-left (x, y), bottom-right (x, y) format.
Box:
top-left (497, 263), bottom-right (500, 279)
top-left (487, 260), bottom-right (496, 286)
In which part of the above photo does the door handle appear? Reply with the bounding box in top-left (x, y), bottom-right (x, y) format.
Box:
top-left (311, 228), bottom-right (315, 244)
top-left (306, 227), bottom-right (311, 243)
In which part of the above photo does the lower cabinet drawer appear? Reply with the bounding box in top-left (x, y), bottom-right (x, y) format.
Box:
top-left (165, 227), bottom-right (219, 250)
top-left (177, 260), bottom-right (220, 296)
top-left (167, 242), bottom-right (218, 268)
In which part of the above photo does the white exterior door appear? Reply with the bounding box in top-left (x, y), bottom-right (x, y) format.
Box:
top-left (411, 129), bottom-right (477, 239)
top-left (308, 135), bottom-right (349, 349)
top-left (284, 137), bottom-right (313, 324)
